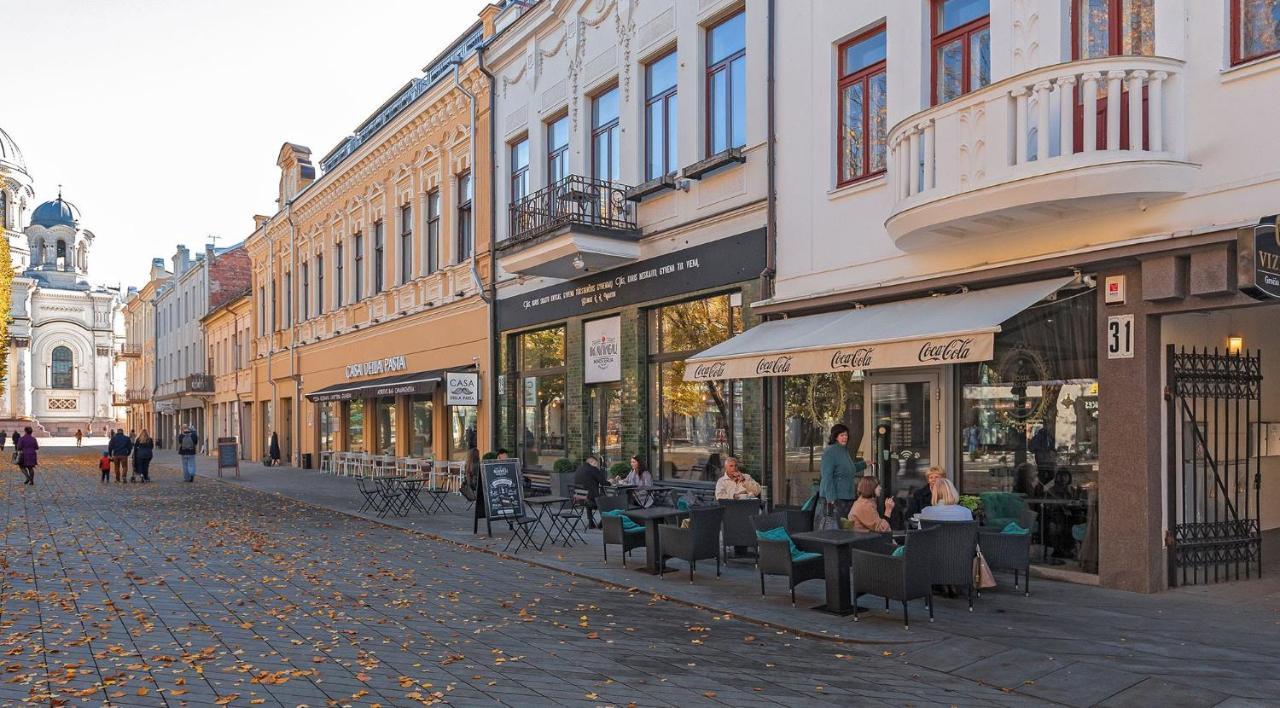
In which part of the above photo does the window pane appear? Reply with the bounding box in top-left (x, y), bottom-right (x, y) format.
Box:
top-left (710, 68), bottom-right (728, 153)
top-left (647, 51), bottom-right (677, 97)
top-left (376, 397), bottom-right (396, 455)
top-left (708, 11), bottom-right (745, 64)
top-left (657, 295), bottom-right (733, 354)
top-left (969, 27), bottom-right (990, 90)
top-left (549, 116), bottom-right (569, 151)
top-left (521, 327), bottom-right (566, 369)
top-left (593, 87), bottom-right (619, 127)
top-left (843, 30), bottom-right (886, 75)
top-left (520, 375), bottom-right (565, 468)
top-left (667, 94), bottom-right (678, 173)
top-left (840, 82), bottom-right (865, 182)
top-left (594, 132), bottom-right (609, 181)
top-left (449, 405), bottom-right (478, 460)
top-left (609, 125), bottom-right (620, 182)
top-left (868, 71), bottom-right (888, 173)
top-left (1241, 0), bottom-right (1280, 59)
top-left (1121, 0), bottom-right (1154, 55)
top-left (512, 139), bottom-right (529, 170)
top-left (651, 361), bottom-right (740, 482)
top-left (730, 56), bottom-right (746, 148)
top-left (937, 0), bottom-right (989, 33)
top-left (410, 395), bottom-right (432, 457)
top-left (346, 400), bottom-right (365, 452)
top-left (1079, 0), bottom-right (1110, 58)
top-left (647, 101), bottom-right (665, 179)
top-left (936, 38), bottom-right (964, 103)
top-left (51, 346), bottom-right (73, 389)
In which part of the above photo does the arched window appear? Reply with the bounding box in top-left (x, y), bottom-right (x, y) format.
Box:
top-left (0, 192), bottom-right (8, 228)
top-left (51, 346), bottom-right (73, 389)
top-left (56, 240), bottom-right (67, 269)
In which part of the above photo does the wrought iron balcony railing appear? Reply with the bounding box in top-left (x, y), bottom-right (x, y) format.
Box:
top-left (505, 175), bottom-right (638, 248)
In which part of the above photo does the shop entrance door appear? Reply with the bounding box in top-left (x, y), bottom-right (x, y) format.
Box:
top-left (1166, 346), bottom-right (1263, 586)
top-left (867, 372), bottom-right (941, 500)
top-left (588, 384), bottom-right (623, 468)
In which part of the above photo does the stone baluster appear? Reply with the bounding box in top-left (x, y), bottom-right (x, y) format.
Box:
top-left (1012, 86), bottom-right (1029, 165)
top-left (1128, 70), bottom-right (1147, 150)
top-left (1148, 71), bottom-right (1166, 152)
top-left (1082, 72), bottom-right (1101, 153)
top-left (921, 121), bottom-right (935, 192)
top-left (1034, 80), bottom-right (1052, 161)
top-left (1106, 69), bottom-right (1125, 150)
top-left (1057, 75), bottom-right (1077, 157)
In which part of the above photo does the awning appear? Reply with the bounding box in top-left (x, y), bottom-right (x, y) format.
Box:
top-left (684, 277), bottom-right (1072, 381)
top-left (306, 370), bottom-right (444, 402)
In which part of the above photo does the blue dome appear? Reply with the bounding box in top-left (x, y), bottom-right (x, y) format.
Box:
top-left (31, 196), bottom-right (79, 229)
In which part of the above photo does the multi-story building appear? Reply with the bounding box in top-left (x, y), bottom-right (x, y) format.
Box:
top-left (122, 258), bottom-right (171, 435)
top-left (678, 0), bottom-right (1280, 592)
top-left (488, 0), bottom-right (771, 484)
top-left (201, 289), bottom-right (252, 458)
top-left (243, 14), bottom-right (496, 467)
top-left (153, 243), bottom-right (250, 448)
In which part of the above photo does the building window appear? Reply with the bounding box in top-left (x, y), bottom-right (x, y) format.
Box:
top-left (51, 345), bottom-right (74, 389)
top-left (450, 404), bottom-right (478, 461)
top-left (316, 254), bottom-right (325, 315)
top-left (510, 137), bottom-right (529, 202)
top-left (410, 395), bottom-right (433, 457)
top-left (399, 203), bottom-right (412, 284)
top-left (345, 399), bottom-right (365, 452)
top-left (373, 220), bottom-right (385, 294)
top-left (781, 373), bottom-right (866, 506)
top-left (270, 279), bottom-right (278, 331)
top-left (353, 232), bottom-right (364, 301)
top-left (301, 262), bottom-right (309, 320)
top-left (456, 172), bottom-right (472, 263)
top-left (516, 327), bottom-right (567, 470)
top-left (258, 286), bottom-right (266, 336)
top-left (318, 401), bottom-right (338, 452)
top-left (837, 25), bottom-right (888, 185)
top-left (1074, 0), bottom-right (1154, 59)
top-left (1233, 0), bottom-right (1280, 64)
top-left (706, 11), bottom-right (746, 155)
top-left (335, 243), bottom-right (344, 306)
top-left (648, 293), bottom-right (744, 481)
top-left (375, 396), bottom-right (396, 455)
top-left (425, 190), bottom-right (440, 274)
top-left (284, 271), bottom-right (292, 327)
top-left (547, 115), bottom-right (569, 183)
top-left (932, 0), bottom-right (990, 104)
top-left (646, 51), bottom-right (679, 180)
top-left (592, 85), bottom-right (621, 183)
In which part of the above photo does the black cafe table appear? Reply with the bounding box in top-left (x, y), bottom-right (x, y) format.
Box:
top-left (624, 506), bottom-right (688, 574)
top-left (789, 529), bottom-right (887, 616)
top-left (525, 495), bottom-right (571, 545)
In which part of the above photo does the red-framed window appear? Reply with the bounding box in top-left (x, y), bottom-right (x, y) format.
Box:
top-left (706, 10), bottom-right (746, 155)
top-left (1072, 0), bottom-right (1154, 59)
top-left (837, 25), bottom-right (887, 186)
top-left (591, 85), bottom-right (621, 182)
top-left (645, 50), bottom-right (679, 180)
top-left (1231, 0), bottom-right (1280, 65)
top-left (931, 0), bottom-right (990, 105)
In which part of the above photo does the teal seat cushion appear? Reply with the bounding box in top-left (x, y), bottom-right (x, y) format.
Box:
top-left (891, 545), bottom-right (905, 557)
top-left (1072, 523), bottom-right (1087, 542)
top-left (981, 492), bottom-right (1029, 528)
top-left (793, 551), bottom-right (822, 563)
top-left (801, 493), bottom-right (818, 512)
top-left (756, 526), bottom-right (812, 562)
top-left (1002, 521), bottom-right (1030, 535)
top-left (602, 509), bottom-right (643, 532)
top-left (676, 498), bottom-right (691, 511)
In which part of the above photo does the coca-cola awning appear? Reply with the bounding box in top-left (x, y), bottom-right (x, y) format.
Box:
top-left (683, 277), bottom-right (1072, 381)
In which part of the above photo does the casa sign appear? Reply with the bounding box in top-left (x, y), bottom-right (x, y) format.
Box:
top-left (345, 355), bottom-right (407, 379)
top-left (684, 335), bottom-right (994, 381)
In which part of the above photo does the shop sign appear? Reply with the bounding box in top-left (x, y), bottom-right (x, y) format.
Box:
top-left (345, 355), bottom-right (407, 379)
top-left (1239, 217), bottom-right (1280, 301)
top-left (496, 229), bottom-right (766, 331)
top-left (524, 377), bottom-right (538, 406)
top-left (685, 334), bottom-right (994, 381)
top-left (584, 316), bottom-right (622, 383)
top-left (446, 372), bottom-right (480, 406)
top-left (1104, 275), bottom-right (1126, 304)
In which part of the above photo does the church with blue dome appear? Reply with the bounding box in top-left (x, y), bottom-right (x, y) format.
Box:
top-left (0, 125), bottom-right (126, 436)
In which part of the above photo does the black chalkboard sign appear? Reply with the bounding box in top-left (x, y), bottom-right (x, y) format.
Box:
top-left (216, 437), bottom-right (239, 478)
top-left (481, 459), bottom-right (524, 524)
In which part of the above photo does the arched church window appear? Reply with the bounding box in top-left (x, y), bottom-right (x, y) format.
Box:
top-left (0, 192), bottom-right (7, 228)
top-left (51, 346), bottom-right (73, 389)
top-left (56, 240), bottom-right (67, 269)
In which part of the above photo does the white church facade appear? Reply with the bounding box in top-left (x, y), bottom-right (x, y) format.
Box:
top-left (0, 126), bottom-right (125, 436)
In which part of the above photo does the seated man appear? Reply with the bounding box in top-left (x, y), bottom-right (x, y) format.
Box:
top-left (573, 455), bottom-right (608, 529)
top-left (714, 456), bottom-right (761, 500)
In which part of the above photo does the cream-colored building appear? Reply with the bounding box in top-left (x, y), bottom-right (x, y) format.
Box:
top-left (122, 259), bottom-right (170, 435)
top-left (201, 291), bottom-right (252, 457)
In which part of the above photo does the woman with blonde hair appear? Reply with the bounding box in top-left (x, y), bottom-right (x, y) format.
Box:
top-left (919, 475), bottom-right (972, 521)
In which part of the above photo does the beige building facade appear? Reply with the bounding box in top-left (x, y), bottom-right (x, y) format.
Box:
top-left (201, 292), bottom-right (252, 457)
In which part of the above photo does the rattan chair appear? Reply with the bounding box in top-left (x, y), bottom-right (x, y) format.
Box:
top-left (918, 519), bottom-right (980, 611)
top-left (601, 513), bottom-right (645, 567)
top-left (850, 525), bottom-right (940, 628)
top-left (979, 529), bottom-right (1033, 595)
top-left (719, 498), bottom-right (763, 559)
top-left (659, 506), bottom-right (725, 582)
top-left (750, 514), bottom-right (824, 606)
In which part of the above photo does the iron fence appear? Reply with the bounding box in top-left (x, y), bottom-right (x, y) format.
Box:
top-left (506, 175), bottom-right (636, 246)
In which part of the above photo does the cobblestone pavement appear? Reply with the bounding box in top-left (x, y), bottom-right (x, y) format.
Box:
top-left (0, 449), bottom-right (1041, 707)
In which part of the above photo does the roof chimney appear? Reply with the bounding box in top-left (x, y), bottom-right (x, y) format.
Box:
top-left (276, 143), bottom-right (315, 208)
top-left (150, 257), bottom-right (167, 281)
top-left (174, 245), bottom-right (190, 274)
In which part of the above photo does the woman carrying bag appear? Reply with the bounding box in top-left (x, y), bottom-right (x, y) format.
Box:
top-left (132, 430), bottom-right (155, 483)
top-left (818, 424), bottom-right (866, 529)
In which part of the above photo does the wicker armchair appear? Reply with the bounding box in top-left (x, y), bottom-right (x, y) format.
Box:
top-left (979, 529), bottom-right (1032, 595)
top-left (659, 506), bottom-right (725, 582)
top-left (918, 519), bottom-right (980, 611)
top-left (601, 514), bottom-right (645, 568)
top-left (750, 514), bottom-right (824, 606)
top-left (850, 525), bottom-right (940, 628)
top-left (597, 494), bottom-right (629, 513)
top-left (719, 498), bottom-right (764, 559)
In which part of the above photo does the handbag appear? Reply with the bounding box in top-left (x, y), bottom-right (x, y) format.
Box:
top-left (973, 547), bottom-right (998, 589)
top-left (814, 498), bottom-right (839, 531)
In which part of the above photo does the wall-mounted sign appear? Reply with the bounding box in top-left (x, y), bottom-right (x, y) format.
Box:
top-left (1239, 217), bottom-right (1280, 301)
top-left (1104, 275), bottom-right (1126, 304)
top-left (1106, 314), bottom-right (1135, 359)
top-left (186, 374), bottom-right (215, 393)
top-left (685, 335), bottom-right (994, 381)
top-left (345, 355), bottom-right (407, 379)
top-left (446, 371), bottom-right (480, 406)
top-left (524, 376), bottom-right (538, 407)
top-left (584, 316), bottom-right (622, 383)
top-left (496, 229), bottom-right (766, 331)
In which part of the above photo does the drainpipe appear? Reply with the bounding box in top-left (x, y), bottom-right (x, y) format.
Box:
top-left (477, 43), bottom-right (499, 451)
top-left (762, 0), bottom-right (778, 504)
top-left (287, 204), bottom-right (300, 467)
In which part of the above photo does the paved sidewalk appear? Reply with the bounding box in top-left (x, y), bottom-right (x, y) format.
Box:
top-left (166, 449), bottom-right (1280, 706)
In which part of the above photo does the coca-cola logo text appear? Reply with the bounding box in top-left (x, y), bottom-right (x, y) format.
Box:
top-left (918, 338), bottom-right (974, 362)
top-left (692, 362), bottom-right (727, 379)
top-left (755, 355), bottom-right (793, 375)
top-left (830, 347), bottom-right (875, 370)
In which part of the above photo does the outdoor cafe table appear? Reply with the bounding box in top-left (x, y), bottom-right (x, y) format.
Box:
top-left (525, 495), bottom-right (571, 546)
top-left (623, 506), bottom-right (687, 574)
top-left (789, 529), bottom-right (887, 616)
top-left (615, 484), bottom-right (675, 508)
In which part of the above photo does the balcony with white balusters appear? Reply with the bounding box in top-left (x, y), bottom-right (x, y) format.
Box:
top-left (886, 56), bottom-right (1198, 249)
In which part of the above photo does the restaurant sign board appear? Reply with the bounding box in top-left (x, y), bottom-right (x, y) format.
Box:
top-left (481, 459), bottom-right (524, 521)
top-left (446, 371), bottom-right (480, 406)
top-left (583, 316), bottom-right (622, 383)
top-left (684, 334), bottom-right (995, 381)
top-left (345, 355), bottom-right (407, 379)
top-left (1239, 216), bottom-right (1280, 301)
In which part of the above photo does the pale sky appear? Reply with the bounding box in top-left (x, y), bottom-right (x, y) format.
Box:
top-left (3, 0), bottom-right (490, 291)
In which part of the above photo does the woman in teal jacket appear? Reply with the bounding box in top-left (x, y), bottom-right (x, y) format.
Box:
top-left (820, 424), bottom-right (866, 521)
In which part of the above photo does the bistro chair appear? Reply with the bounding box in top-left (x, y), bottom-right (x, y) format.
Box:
top-left (659, 506), bottom-right (725, 583)
top-left (601, 510), bottom-right (646, 567)
top-left (750, 514), bottom-right (824, 606)
top-left (850, 525), bottom-right (940, 628)
top-left (356, 476), bottom-right (386, 515)
top-left (719, 498), bottom-right (764, 560)
top-left (978, 528), bottom-right (1033, 596)
top-left (918, 520), bottom-right (980, 611)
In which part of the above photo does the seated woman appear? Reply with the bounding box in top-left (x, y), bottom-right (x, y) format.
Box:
top-left (918, 477), bottom-right (973, 521)
top-left (847, 476), bottom-right (894, 533)
top-left (616, 454), bottom-right (654, 508)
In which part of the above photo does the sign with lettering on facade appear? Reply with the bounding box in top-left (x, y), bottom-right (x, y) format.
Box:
top-left (345, 355), bottom-right (407, 379)
top-left (446, 371), bottom-right (480, 406)
top-left (186, 374), bottom-right (215, 393)
top-left (1106, 314), bottom-right (1135, 359)
top-left (684, 334), bottom-right (995, 381)
top-left (1239, 217), bottom-right (1280, 301)
top-left (583, 316), bottom-right (622, 383)
top-left (496, 229), bottom-right (766, 331)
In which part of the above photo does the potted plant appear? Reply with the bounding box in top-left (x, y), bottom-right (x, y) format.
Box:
top-left (549, 457), bottom-right (577, 497)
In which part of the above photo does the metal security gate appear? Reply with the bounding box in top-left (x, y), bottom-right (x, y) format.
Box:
top-left (1166, 346), bottom-right (1263, 586)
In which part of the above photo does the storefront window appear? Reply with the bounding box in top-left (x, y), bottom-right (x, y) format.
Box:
top-left (649, 294), bottom-right (743, 481)
top-left (410, 395), bottom-right (433, 458)
top-left (318, 401), bottom-right (337, 452)
top-left (450, 405), bottom-right (478, 460)
top-left (957, 290), bottom-right (1099, 573)
top-left (516, 327), bottom-right (567, 469)
top-left (262, 401), bottom-right (273, 458)
top-left (376, 397), bottom-right (396, 455)
top-left (346, 399), bottom-right (365, 453)
top-left (781, 372), bottom-right (865, 505)
top-left (588, 384), bottom-right (623, 466)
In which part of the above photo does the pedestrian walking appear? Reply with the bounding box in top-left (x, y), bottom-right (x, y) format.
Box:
top-left (2, 429), bottom-right (9, 451)
top-left (177, 424), bottom-right (199, 482)
top-left (109, 429), bottom-right (132, 483)
top-left (75, 429), bottom-right (83, 447)
top-left (269, 431), bottom-right (281, 466)
top-left (11, 431), bottom-right (19, 450)
top-left (98, 450), bottom-right (111, 483)
top-left (16, 427), bottom-right (37, 486)
top-left (132, 430), bottom-right (154, 483)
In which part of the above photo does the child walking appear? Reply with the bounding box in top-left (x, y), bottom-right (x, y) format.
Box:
top-left (99, 450), bottom-right (111, 483)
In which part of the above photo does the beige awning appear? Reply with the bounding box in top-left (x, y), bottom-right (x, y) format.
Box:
top-left (683, 277), bottom-right (1072, 381)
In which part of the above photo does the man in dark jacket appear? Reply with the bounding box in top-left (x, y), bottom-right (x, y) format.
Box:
top-left (573, 455), bottom-right (608, 529)
top-left (108, 429), bottom-right (133, 483)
